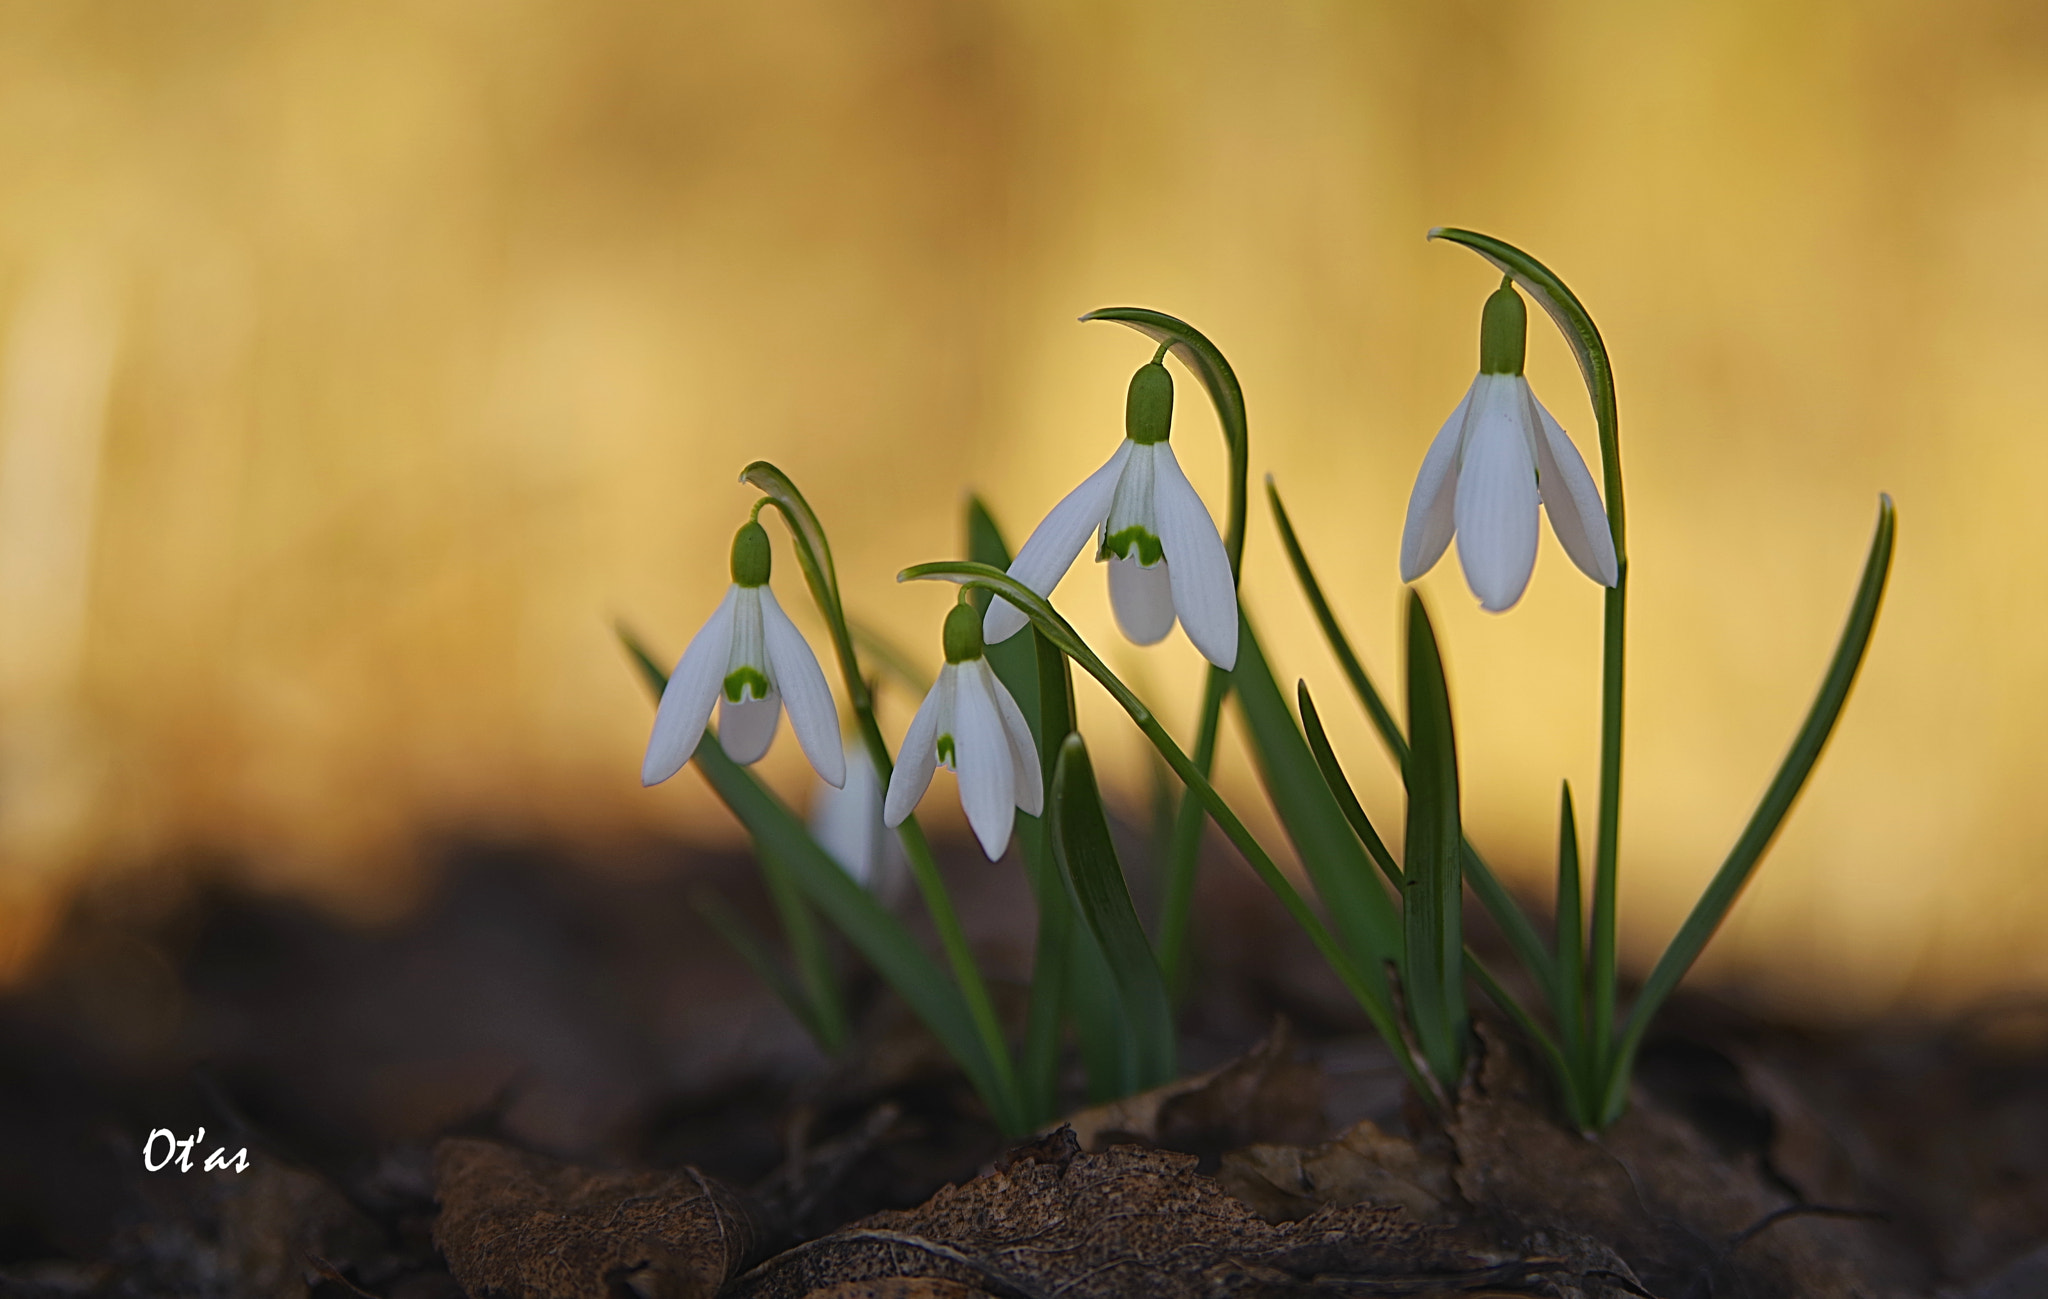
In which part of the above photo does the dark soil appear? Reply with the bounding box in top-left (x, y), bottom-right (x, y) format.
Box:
top-left (2, 840), bottom-right (2045, 1298)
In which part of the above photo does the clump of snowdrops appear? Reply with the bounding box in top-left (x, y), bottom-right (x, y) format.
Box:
top-left (623, 230), bottom-right (1894, 1135)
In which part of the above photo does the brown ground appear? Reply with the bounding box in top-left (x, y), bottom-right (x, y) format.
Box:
top-left (2, 840), bottom-right (2045, 1298)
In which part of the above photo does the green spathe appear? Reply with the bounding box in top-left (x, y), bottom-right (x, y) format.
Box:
top-left (943, 601), bottom-right (985, 664)
top-left (1479, 279), bottom-right (1527, 376)
top-left (730, 520), bottom-right (772, 587)
top-left (1125, 362), bottom-right (1173, 445)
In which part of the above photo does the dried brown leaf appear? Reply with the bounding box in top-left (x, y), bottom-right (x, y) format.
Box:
top-left (432, 1137), bottom-right (768, 1299)
top-left (1060, 1020), bottom-right (1323, 1158)
top-left (1220, 1118), bottom-right (1460, 1225)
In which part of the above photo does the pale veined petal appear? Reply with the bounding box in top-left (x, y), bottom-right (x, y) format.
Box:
top-left (1452, 376), bottom-right (1542, 613)
top-left (1400, 377), bottom-right (1476, 582)
top-left (643, 586), bottom-right (739, 786)
top-left (883, 665), bottom-right (953, 827)
top-left (759, 586), bottom-right (846, 787)
top-left (1529, 392), bottom-right (1619, 588)
top-left (952, 662), bottom-right (1017, 860)
top-left (985, 439), bottom-right (1135, 644)
top-left (718, 690), bottom-right (782, 764)
top-left (1108, 555), bottom-right (1177, 646)
top-left (989, 670), bottom-right (1043, 816)
top-left (811, 742), bottom-right (884, 886)
top-left (1152, 444), bottom-right (1238, 670)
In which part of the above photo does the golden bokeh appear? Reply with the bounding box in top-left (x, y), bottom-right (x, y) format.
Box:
top-left (0, 1), bottom-right (2039, 1013)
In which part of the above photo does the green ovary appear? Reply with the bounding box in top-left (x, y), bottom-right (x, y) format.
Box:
top-left (723, 666), bottom-right (771, 703)
top-left (1103, 526), bottom-right (1164, 566)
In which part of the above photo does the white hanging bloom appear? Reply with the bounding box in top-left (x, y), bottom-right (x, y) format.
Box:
top-left (1400, 280), bottom-right (1619, 613)
top-left (810, 739), bottom-right (908, 907)
top-left (883, 603), bottom-right (1042, 861)
top-left (983, 360), bottom-right (1237, 670)
top-left (642, 520), bottom-right (846, 788)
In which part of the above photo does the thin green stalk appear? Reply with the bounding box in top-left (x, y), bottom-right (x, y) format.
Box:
top-left (1599, 495), bottom-right (1894, 1126)
top-left (1082, 309), bottom-right (1247, 997)
top-left (1268, 475), bottom-right (1555, 999)
top-left (689, 886), bottom-right (827, 1045)
top-left (1298, 682), bottom-right (1400, 889)
top-left (1428, 230), bottom-right (1627, 1080)
top-left (742, 463), bottom-right (1022, 1127)
top-left (902, 560), bottom-right (1443, 1111)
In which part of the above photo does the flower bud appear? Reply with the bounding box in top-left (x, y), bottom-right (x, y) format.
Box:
top-left (730, 520), bottom-right (772, 587)
top-left (942, 601), bottom-right (985, 664)
top-left (1478, 279), bottom-right (1527, 376)
top-left (1125, 361), bottom-right (1174, 445)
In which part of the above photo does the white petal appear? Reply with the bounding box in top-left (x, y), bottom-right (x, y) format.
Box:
top-left (759, 586), bottom-right (846, 787)
top-left (718, 690), bottom-right (781, 764)
top-left (883, 665), bottom-right (953, 827)
top-left (1452, 376), bottom-right (1542, 613)
top-left (985, 440), bottom-right (1134, 643)
top-left (1530, 392), bottom-right (1619, 588)
top-left (990, 670), bottom-right (1043, 816)
top-left (1152, 444), bottom-right (1239, 670)
top-left (1108, 555), bottom-right (1176, 646)
top-left (642, 587), bottom-right (738, 786)
top-left (953, 662), bottom-right (1017, 860)
top-left (1400, 378), bottom-right (1476, 582)
top-left (812, 742), bottom-right (883, 886)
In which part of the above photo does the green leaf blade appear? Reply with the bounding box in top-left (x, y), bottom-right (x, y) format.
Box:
top-left (1402, 591), bottom-right (1466, 1088)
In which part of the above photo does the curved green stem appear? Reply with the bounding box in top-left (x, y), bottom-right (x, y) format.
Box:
top-left (1429, 230), bottom-right (1627, 1078)
top-left (902, 559), bottom-right (1443, 1111)
top-left (1081, 309), bottom-right (1248, 994)
top-left (742, 462), bottom-right (1023, 1129)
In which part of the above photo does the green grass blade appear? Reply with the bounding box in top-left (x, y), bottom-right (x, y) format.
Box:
top-left (1234, 615), bottom-right (1403, 983)
top-left (1554, 781), bottom-right (1587, 1120)
top-left (754, 833), bottom-right (849, 1052)
top-left (1599, 495), bottom-right (1895, 1126)
top-left (1267, 475), bottom-right (1556, 1000)
top-left (1402, 591), bottom-right (1466, 1088)
top-left (1051, 733), bottom-right (1177, 1090)
top-left (1297, 681), bottom-right (1400, 889)
top-left (619, 624), bottom-right (1024, 1131)
top-left (898, 560), bottom-right (1443, 1108)
top-left (689, 886), bottom-right (826, 1045)
top-left (1081, 310), bottom-right (1247, 1004)
top-left (847, 617), bottom-right (930, 696)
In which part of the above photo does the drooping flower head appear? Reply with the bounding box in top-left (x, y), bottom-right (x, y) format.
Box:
top-left (1400, 279), bottom-right (1618, 612)
top-left (984, 358), bottom-right (1238, 670)
top-left (642, 518), bottom-right (846, 787)
top-left (883, 601), bottom-right (1042, 861)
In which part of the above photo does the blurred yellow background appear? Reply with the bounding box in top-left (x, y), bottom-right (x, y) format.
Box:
top-left (0, 0), bottom-right (2037, 1014)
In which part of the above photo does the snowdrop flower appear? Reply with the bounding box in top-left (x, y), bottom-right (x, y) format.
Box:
top-left (642, 520), bottom-right (846, 788)
top-left (983, 360), bottom-right (1237, 670)
top-left (1400, 279), bottom-right (1619, 613)
top-left (810, 740), bottom-right (908, 907)
top-left (884, 602), bottom-right (1042, 861)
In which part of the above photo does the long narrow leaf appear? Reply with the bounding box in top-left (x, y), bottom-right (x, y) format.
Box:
top-left (1051, 733), bottom-right (1177, 1089)
top-left (1600, 495), bottom-right (1895, 1125)
top-left (1297, 681), bottom-right (1400, 889)
top-left (1267, 476), bottom-right (1555, 999)
top-left (1402, 591), bottom-right (1466, 1087)
top-left (1554, 781), bottom-right (1588, 1125)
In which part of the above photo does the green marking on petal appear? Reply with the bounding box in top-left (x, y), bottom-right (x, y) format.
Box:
top-left (723, 666), bottom-right (771, 703)
top-left (1103, 526), bottom-right (1164, 566)
top-left (937, 733), bottom-right (956, 768)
